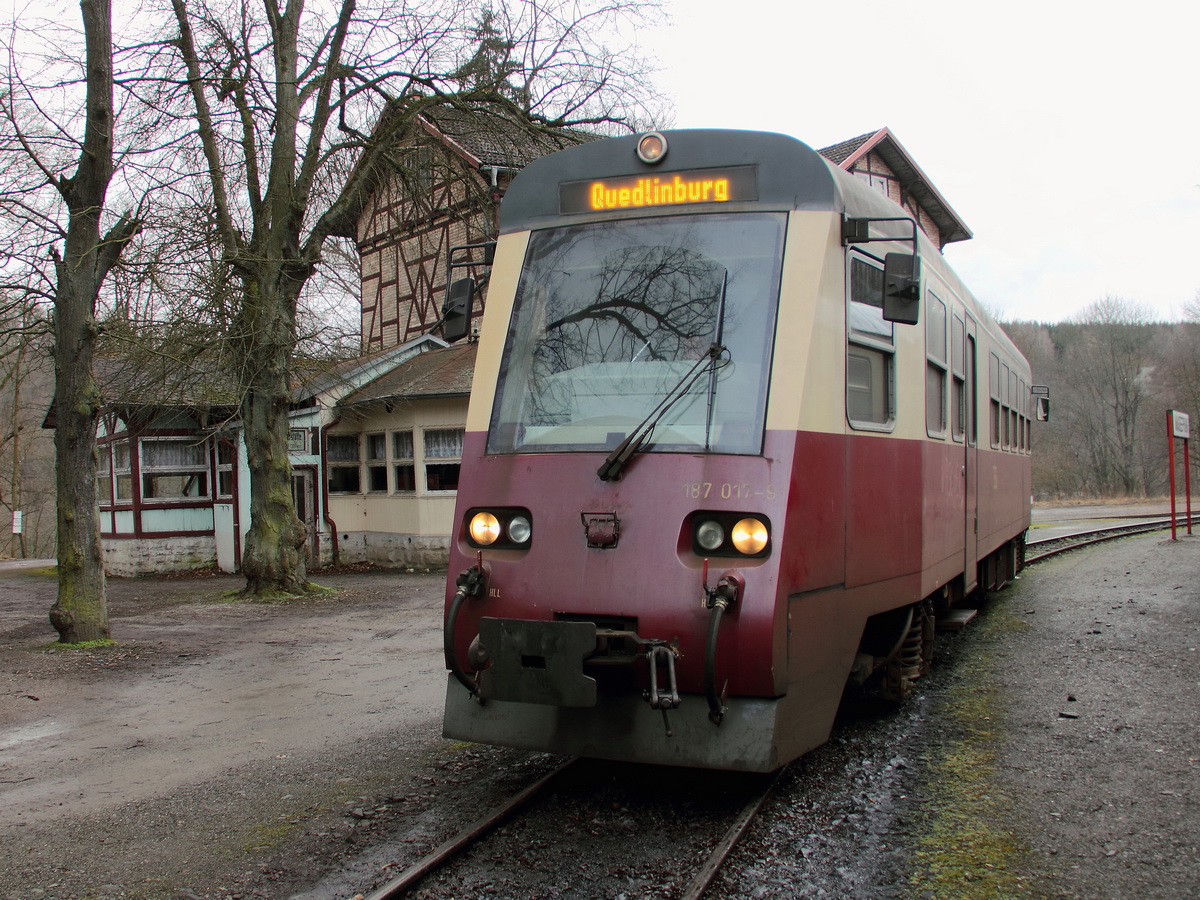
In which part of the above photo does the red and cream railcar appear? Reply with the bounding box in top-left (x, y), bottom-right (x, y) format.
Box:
top-left (441, 130), bottom-right (1033, 772)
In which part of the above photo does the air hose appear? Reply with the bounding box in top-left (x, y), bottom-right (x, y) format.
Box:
top-left (445, 565), bottom-right (485, 696)
top-left (704, 599), bottom-right (729, 724)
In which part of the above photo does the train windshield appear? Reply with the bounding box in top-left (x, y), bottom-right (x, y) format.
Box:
top-left (487, 213), bottom-right (784, 455)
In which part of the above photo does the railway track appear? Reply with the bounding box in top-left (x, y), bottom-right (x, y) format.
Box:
top-left (358, 756), bottom-right (784, 900)
top-left (1025, 515), bottom-right (1196, 564)
top-left (341, 511), bottom-right (1192, 900)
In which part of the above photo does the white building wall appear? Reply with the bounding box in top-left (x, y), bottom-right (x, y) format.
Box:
top-left (103, 536), bottom-right (217, 576)
top-left (326, 396), bottom-right (469, 568)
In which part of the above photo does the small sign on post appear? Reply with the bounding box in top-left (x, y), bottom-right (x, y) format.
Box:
top-left (11, 510), bottom-right (21, 534)
top-left (1167, 410), bottom-right (1192, 540)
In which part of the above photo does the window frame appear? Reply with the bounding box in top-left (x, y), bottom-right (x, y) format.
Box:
top-left (951, 314), bottom-right (967, 444)
top-left (139, 436), bottom-right (211, 503)
top-left (113, 440), bottom-right (134, 504)
top-left (365, 432), bottom-right (388, 493)
top-left (391, 429), bottom-right (416, 494)
top-left (422, 427), bottom-right (464, 493)
top-left (925, 292), bottom-right (949, 439)
top-left (327, 433), bottom-right (362, 494)
top-left (846, 254), bottom-right (897, 432)
top-left (216, 439), bottom-right (235, 499)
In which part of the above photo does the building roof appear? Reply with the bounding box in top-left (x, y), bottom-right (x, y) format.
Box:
top-left (818, 127), bottom-right (972, 246)
top-left (291, 335), bottom-right (446, 404)
top-left (337, 341), bottom-right (477, 409)
top-left (42, 343), bottom-right (243, 430)
top-left (418, 104), bottom-right (595, 170)
top-left (818, 132), bottom-right (876, 166)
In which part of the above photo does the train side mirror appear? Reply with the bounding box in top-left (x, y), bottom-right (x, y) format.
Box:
top-left (1032, 385), bottom-right (1051, 422)
top-left (443, 277), bottom-right (476, 343)
top-left (882, 252), bottom-right (920, 325)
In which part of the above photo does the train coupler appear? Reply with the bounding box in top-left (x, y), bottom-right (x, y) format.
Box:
top-left (643, 642), bottom-right (681, 737)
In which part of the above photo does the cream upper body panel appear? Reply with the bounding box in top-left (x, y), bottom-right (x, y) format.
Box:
top-left (465, 230), bottom-right (530, 434)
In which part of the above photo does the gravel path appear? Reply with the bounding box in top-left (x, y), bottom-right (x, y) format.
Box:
top-left (1, 529), bottom-right (1197, 900)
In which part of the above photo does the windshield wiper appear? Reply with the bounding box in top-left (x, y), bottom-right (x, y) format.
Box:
top-left (704, 270), bottom-right (730, 451)
top-left (596, 342), bottom-right (727, 482)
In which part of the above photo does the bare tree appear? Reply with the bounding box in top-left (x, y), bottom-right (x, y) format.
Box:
top-left (0, 0), bottom-right (142, 641)
top-left (149, 0), bottom-right (660, 595)
top-left (0, 293), bottom-right (55, 560)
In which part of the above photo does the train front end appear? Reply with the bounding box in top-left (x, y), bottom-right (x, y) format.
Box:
top-left (442, 131), bottom-right (846, 772)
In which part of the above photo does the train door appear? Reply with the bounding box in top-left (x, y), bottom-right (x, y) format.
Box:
top-left (959, 315), bottom-right (979, 592)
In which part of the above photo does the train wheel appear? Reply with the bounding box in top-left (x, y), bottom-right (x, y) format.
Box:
top-left (881, 602), bottom-right (932, 703)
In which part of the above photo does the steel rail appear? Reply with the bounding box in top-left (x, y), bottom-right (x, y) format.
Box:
top-left (363, 757), bottom-right (582, 900)
top-left (1027, 516), bottom-right (1185, 549)
top-left (1024, 517), bottom-right (1198, 565)
top-left (680, 765), bottom-right (787, 900)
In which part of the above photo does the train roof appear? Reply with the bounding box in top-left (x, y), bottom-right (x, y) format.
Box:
top-left (499, 129), bottom-right (842, 233)
top-left (498, 128), bottom-right (1025, 372)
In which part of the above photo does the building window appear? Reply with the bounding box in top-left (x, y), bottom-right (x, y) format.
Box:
top-left (327, 434), bottom-right (361, 493)
top-left (847, 257), bottom-right (895, 429)
top-left (217, 440), bottom-right (235, 498)
top-left (423, 428), bottom-right (463, 492)
top-left (97, 445), bottom-right (113, 506)
top-left (392, 430), bottom-right (415, 493)
top-left (113, 440), bottom-right (133, 502)
top-left (365, 432), bottom-right (387, 492)
top-left (854, 169), bottom-right (891, 198)
top-left (141, 437), bottom-right (209, 501)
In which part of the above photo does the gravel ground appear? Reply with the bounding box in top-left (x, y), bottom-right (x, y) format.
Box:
top-left (1, 527), bottom-right (1197, 900)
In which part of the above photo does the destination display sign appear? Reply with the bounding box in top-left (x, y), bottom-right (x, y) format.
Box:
top-left (559, 165), bottom-right (758, 215)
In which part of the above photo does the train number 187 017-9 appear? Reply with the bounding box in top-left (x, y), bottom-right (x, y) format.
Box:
top-left (684, 482), bottom-right (777, 501)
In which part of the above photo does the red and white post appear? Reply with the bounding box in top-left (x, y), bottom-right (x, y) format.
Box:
top-left (1167, 410), bottom-right (1192, 540)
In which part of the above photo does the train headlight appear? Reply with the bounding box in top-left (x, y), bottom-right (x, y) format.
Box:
top-left (696, 519), bottom-right (725, 552)
top-left (636, 131), bottom-right (668, 164)
top-left (469, 512), bottom-right (502, 545)
top-left (465, 508), bottom-right (534, 550)
top-left (507, 515), bottom-right (532, 545)
top-left (690, 512), bottom-right (771, 558)
top-left (731, 517), bottom-right (770, 555)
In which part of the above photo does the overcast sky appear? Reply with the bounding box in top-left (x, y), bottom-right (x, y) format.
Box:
top-left (641, 0), bottom-right (1198, 323)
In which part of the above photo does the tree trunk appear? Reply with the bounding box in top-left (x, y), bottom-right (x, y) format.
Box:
top-left (49, 283), bottom-right (109, 642)
top-left (47, 0), bottom-right (122, 643)
top-left (236, 277), bottom-right (310, 596)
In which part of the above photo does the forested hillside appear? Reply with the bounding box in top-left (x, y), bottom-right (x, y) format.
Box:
top-left (1005, 297), bottom-right (1200, 501)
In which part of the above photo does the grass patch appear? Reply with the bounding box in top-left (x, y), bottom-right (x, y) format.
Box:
top-left (906, 598), bottom-right (1040, 899)
top-left (242, 820), bottom-right (297, 853)
top-left (219, 582), bottom-right (339, 604)
top-left (38, 638), bottom-right (117, 653)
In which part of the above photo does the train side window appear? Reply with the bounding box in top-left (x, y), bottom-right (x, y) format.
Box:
top-left (1019, 378), bottom-right (1030, 453)
top-left (847, 257), bottom-right (895, 430)
top-left (989, 352), bottom-right (1001, 450)
top-left (925, 293), bottom-right (948, 437)
top-left (967, 334), bottom-right (977, 446)
top-left (1009, 368), bottom-right (1019, 454)
top-left (951, 314), bottom-right (966, 443)
top-left (1001, 362), bottom-right (1012, 450)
